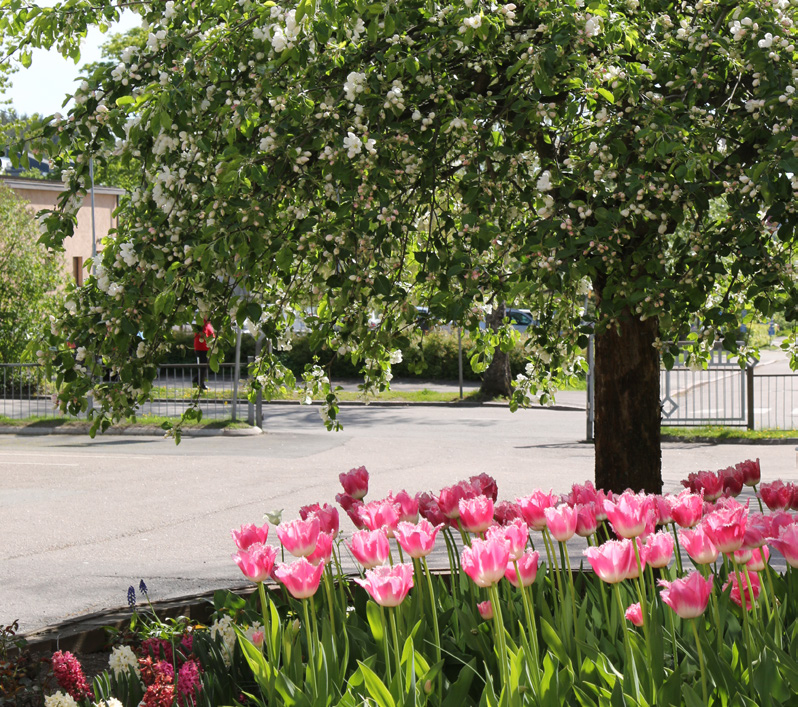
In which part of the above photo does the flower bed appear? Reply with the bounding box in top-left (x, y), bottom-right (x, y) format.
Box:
top-left (41, 461), bottom-right (798, 707)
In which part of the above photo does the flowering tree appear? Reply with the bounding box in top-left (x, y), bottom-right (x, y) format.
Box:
top-left (1, 0), bottom-right (797, 492)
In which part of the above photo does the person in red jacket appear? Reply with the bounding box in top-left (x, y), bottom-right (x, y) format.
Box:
top-left (193, 319), bottom-right (215, 390)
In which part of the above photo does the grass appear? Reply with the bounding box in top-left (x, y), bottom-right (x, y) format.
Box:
top-left (662, 426), bottom-right (798, 441)
top-left (0, 414), bottom-right (254, 430)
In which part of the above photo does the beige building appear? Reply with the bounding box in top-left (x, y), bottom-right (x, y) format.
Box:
top-left (1, 175), bottom-right (124, 285)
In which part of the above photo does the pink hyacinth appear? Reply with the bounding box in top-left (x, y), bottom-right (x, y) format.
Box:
top-left (358, 498), bottom-right (401, 535)
top-left (231, 522), bottom-right (269, 550)
top-left (277, 517), bottom-right (320, 557)
top-left (339, 465), bottom-right (369, 500)
top-left (516, 489), bottom-right (559, 531)
top-left (348, 529), bottom-right (390, 568)
top-left (583, 539), bottom-right (635, 584)
top-left (759, 480), bottom-right (793, 511)
top-left (504, 549), bottom-right (540, 588)
top-left (770, 523), bottom-right (798, 568)
top-left (459, 495), bottom-right (495, 534)
top-left (233, 543), bottom-right (278, 583)
top-left (487, 518), bottom-right (528, 560)
top-left (723, 571), bottom-right (761, 611)
top-left (644, 530), bottom-right (674, 568)
top-left (394, 519), bottom-right (443, 558)
top-left (354, 563), bottom-right (414, 607)
top-left (51, 651), bottom-right (93, 701)
top-left (389, 490), bottom-right (420, 523)
top-left (177, 658), bottom-right (202, 705)
top-left (603, 491), bottom-right (650, 538)
top-left (544, 504), bottom-right (577, 542)
top-left (575, 503), bottom-right (599, 538)
top-left (461, 536), bottom-right (510, 587)
top-left (625, 602), bottom-right (644, 627)
top-left (702, 503), bottom-right (748, 554)
top-left (678, 526), bottom-right (719, 565)
top-left (299, 503), bottom-right (340, 538)
top-left (274, 557), bottom-right (325, 599)
top-left (477, 600), bottom-right (494, 620)
top-left (670, 490), bottom-right (704, 528)
top-left (659, 571), bottom-right (713, 619)
top-left (736, 458), bottom-right (761, 487)
top-left (307, 531), bottom-right (333, 566)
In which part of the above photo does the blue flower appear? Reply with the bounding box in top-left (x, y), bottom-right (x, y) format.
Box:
top-left (127, 586), bottom-right (136, 607)
top-left (139, 579), bottom-right (148, 595)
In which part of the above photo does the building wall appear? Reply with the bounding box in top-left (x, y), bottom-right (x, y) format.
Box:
top-left (0, 177), bottom-right (124, 285)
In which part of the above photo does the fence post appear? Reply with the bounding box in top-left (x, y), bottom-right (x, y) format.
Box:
top-left (746, 364), bottom-right (755, 430)
top-left (586, 334), bottom-right (594, 441)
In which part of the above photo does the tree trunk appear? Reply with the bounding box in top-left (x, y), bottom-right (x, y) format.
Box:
top-left (480, 302), bottom-right (512, 398)
top-left (594, 313), bottom-right (662, 494)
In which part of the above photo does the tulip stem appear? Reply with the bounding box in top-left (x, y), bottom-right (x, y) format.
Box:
top-left (542, 529), bottom-right (562, 622)
top-left (612, 582), bottom-right (638, 702)
top-left (671, 523), bottom-right (685, 575)
top-left (323, 568), bottom-right (336, 638)
top-left (381, 606), bottom-right (393, 683)
top-left (762, 561), bottom-right (781, 646)
top-left (731, 557), bottom-right (755, 664)
top-left (631, 539), bottom-right (653, 671)
top-left (742, 565), bottom-right (759, 624)
top-left (302, 599), bottom-right (318, 699)
top-left (332, 542), bottom-right (348, 613)
top-left (560, 540), bottom-right (581, 668)
top-left (710, 585), bottom-right (723, 655)
top-left (752, 485), bottom-right (764, 514)
top-left (422, 557), bottom-right (442, 700)
top-left (667, 606), bottom-right (679, 671)
top-left (514, 562), bottom-right (541, 692)
top-left (690, 619), bottom-right (708, 705)
top-left (257, 582), bottom-right (274, 668)
top-left (489, 584), bottom-right (510, 690)
top-left (390, 608), bottom-right (403, 697)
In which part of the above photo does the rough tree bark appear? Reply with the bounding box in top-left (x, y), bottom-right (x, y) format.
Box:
top-left (480, 302), bottom-right (513, 398)
top-left (593, 312), bottom-right (663, 494)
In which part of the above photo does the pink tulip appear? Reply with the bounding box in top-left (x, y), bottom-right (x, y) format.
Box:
top-left (682, 470), bottom-right (724, 502)
top-left (459, 495), bottom-right (495, 534)
top-left (307, 531), bottom-right (333, 566)
top-left (723, 571), bottom-right (761, 611)
top-left (418, 492), bottom-right (449, 526)
top-left (767, 511), bottom-right (796, 538)
top-left (603, 491), bottom-right (650, 538)
top-left (438, 481), bottom-right (476, 519)
top-left (544, 504), bottom-right (577, 542)
top-left (566, 480), bottom-right (601, 507)
top-left (274, 557), bottom-right (324, 599)
top-left (354, 563), bottom-right (414, 607)
top-left (720, 466), bottom-right (744, 498)
top-left (389, 490), bottom-right (420, 523)
top-left (653, 495), bottom-right (674, 525)
top-left (394, 519), bottom-right (443, 558)
top-left (339, 465), bottom-right (369, 500)
top-left (742, 513), bottom-right (770, 549)
top-left (277, 517), bottom-right (320, 557)
top-left (358, 499), bottom-right (400, 535)
top-left (769, 523), bottom-right (798, 568)
top-left (733, 547), bottom-right (752, 564)
top-left (477, 600), bottom-right (494, 620)
top-left (678, 526), bottom-right (719, 565)
top-left (299, 503), bottom-right (340, 538)
top-left (659, 571), bottom-right (713, 619)
top-left (625, 538), bottom-right (647, 580)
top-left (625, 602), bottom-right (644, 627)
top-left (504, 550), bottom-right (540, 588)
top-left (461, 536), bottom-right (510, 587)
top-left (337, 494), bottom-right (367, 530)
top-left (233, 543), bottom-right (278, 583)
top-left (516, 490), bottom-right (559, 530)
top-left (487, 519), bottom-right (528, 560)
top-left (702, 503), bottom-right (748, 554)
top-left (670, 490), bottom-right (704, 528)
top-left (759, 480), bottom-right (793, 511)
top-left (469, 473), bottom-right (499, 502)
top-left (348, 529), bottom-right (390, 569)
top-left (736, 458), bottom-right (761, 486)
top-left (250, 630), bottom-right (265, 648)
top-left (575, 503), bottom-right (599, 537)
top-left (231, 523), bottom-right (269, 550)
top-left (493, 501), bottom-right (523, 525)
top-left (747, 546), bottom-right (770, 572)
top-left (583, 539), bottom-right (636, 584)
top-left (644, 531), bottom-right (674, 568)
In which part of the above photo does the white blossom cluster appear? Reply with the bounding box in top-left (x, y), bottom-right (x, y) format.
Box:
top-left (210, 614), bottom-right (237, 666)
top-left (108, 644), bottom-right (141, 679)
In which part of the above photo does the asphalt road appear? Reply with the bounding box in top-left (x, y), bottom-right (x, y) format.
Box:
top-left (1, 404), bottom-right (796, 636)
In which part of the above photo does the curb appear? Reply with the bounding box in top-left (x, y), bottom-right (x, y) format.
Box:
top-left (662, 435), bottom-right (798, 445)
top-left (0, 425), bottom-right (263, 438)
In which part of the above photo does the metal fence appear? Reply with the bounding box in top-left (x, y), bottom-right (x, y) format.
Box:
top-left (1, 362), bottom-right (257, 424)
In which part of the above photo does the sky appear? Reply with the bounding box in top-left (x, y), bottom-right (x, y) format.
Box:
top-left (4, 10), bottom-right (140, 117)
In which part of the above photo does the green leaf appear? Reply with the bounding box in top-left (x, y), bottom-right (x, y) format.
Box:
top-left (540, 618), bottom-right (569, 667)
top-left (357, 661), bottom-right (396, 707)
top-left (596, 88), bottom-right (615, 103)
top-left (366, 600), bottom-right (384, 643)
top-left (682, 684), bottom-right (705, 707)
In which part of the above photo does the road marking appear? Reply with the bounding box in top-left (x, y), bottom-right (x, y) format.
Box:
top-left (0, 452), bottom-right (153, 460)
top-left (5, 461), bottom-right (80, 467)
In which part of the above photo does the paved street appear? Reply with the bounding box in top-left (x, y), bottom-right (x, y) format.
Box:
top-left (1, 404), bottom-right (796, 636)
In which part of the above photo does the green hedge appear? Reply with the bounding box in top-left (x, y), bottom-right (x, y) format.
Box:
top-left (166, 330), bottom-right (532, 381)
